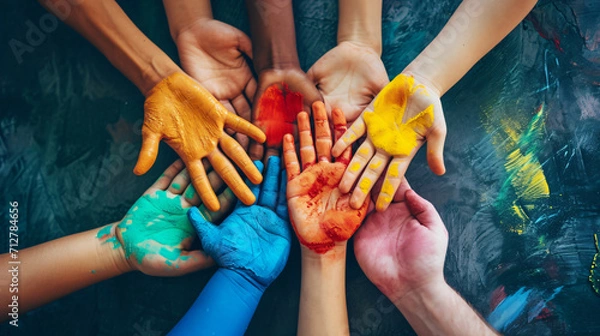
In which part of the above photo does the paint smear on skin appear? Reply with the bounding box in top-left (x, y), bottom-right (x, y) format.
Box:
top-left (172, 183), bottom-right (181, 191)
top-left (358, 178), bottom-right (372, 193)
top-left (364, 74), bottom-right (434, 156)
top-left (590, 233), bottom-right (600, 295)
top-left (349, 162), bottom-right (361, 172)
top-left (369, 160), bottom-right (383, 170)
top-left (492, 105), bottom-right (550, 234)
top-left (358, 147), bottom-right (370, 156)
top-left (256, 83), bottom-right (304, 146)
top-left (96, 225), bottom-right (122, 249)
top-left (117, 190), bottom-right (194, 265)
top-left (388, 162), bottom-right (400, 177)
top-left (185, 185), bottom-right (196, 199)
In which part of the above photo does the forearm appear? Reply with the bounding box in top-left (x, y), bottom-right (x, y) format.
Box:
top-left (0, 224), bottom-right (130, 319)
top-left (337, 0), bottom-right (382, 54)
top-left (395, 281), bottom-right (498, 336)
top-left (163, 0), bottom-right (212, 40)
top-left (169, 268), bottom-right (264, 335)
top-left (404, 0), bottom-right (537, 95)
top-left (298, 246), bottom-right (349, 336)
top-left (39, 0), bottom-right (180, 95)
top-left (245, 0), bottom-right (300, 71)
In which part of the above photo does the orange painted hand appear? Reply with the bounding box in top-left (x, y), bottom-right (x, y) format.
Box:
top-left (134, 72), bottom-right (266, 212)
top-left (284, 102), bottom-right (369, 254)
top-left (332, 73), bottom-right (447, 212)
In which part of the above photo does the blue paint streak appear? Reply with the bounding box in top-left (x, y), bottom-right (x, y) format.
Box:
top-left (488, 287), bottom-right (532, 331)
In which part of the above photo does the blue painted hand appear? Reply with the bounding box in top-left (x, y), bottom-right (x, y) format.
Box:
top-left (188, 156), bottom-right (291, 290)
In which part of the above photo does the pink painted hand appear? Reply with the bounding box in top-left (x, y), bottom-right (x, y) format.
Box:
top-left (307, 41), bottom-right (389, 122)
top-left (332, 73), bottom-right (447, 212)
top-left (284, 102), bottom-right (369, 254)
top-left (175, 18), bottom-right (256, 149)
top-left (134, 72), bottom-right (266, 212)
top-left (353, 179), bottom-right (448, 304)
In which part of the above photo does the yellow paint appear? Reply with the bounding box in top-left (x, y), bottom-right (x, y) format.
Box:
top-left (358, 147), bottom-right (370, 156)
top-left (369, 160), bottom-right (383, 170)
top-left (349, 162), bottom-right (361, 172)
top-left (388, 162), bottom-right (400, 178)
top-left (364, 74), bottom-right (434, 156)
top-left (381, 180), bottom-right (395, 197)
top-left (358, 178), bottom-right (372, 194)
top-left (376, 196), bottom-right (392, 210)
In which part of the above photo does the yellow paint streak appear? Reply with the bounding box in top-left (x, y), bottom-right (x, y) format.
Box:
top-left (349, 162), bottom-right (361, 172)
top-left (358, 178), bottom-right (372, 194)
top-left (505, 150), bottom-right (550, 200)
top-left (364, 74), bottom-right (434, 156)
top-left (358, 147), bottom-right (370, 156)
top-left (369, 160), bottom-right (383, 170)
top-left (388, 163), bottom-right (400, 178)
top-left (381, 180), bottom-right (395, 197)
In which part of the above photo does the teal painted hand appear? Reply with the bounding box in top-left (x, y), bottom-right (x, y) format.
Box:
top-left (98, 160), bottom-right (236, 276)
top-left (188, 157), bottom-right (291, 290)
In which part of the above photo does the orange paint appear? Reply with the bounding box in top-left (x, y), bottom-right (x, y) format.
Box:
top-left (256, 83), bottom-right (304, 146)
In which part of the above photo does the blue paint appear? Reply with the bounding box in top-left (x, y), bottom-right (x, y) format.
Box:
top-left (488, 287), bottom-right (532, 331)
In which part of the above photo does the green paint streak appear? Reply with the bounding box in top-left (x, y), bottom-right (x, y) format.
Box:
top-left (91, 270), bottom-right (96, 274)
top-left (117, 190), bottom-right (193, 265)
top-left (172, 183), bottom-right (181, 191)
top-left (493, 105), bottom-right (550, 234)
top-left (185, 185), bottom-right (196, 199)
top-left (180, 256), bottom-right (190, 261)
top-left (590, 234), bottom-right (600, 295)
top-left (96, 225), bottom-right (112, 239)
top-left (97, 225), bottom-right (121, 249)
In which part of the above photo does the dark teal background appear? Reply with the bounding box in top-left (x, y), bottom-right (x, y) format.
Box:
top-left (1, 0), bottom-right (599, 335)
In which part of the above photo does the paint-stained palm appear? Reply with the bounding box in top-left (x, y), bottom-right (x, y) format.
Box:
top-left (134, 72), bottom-right (266, 212)
top-left (284, 103), bottom-right (368, 254)
top-left (308, 41), bottom-right (389, 122)
top-left (332, 73), bottom-right (447, 212)
top-left (175, 18), bottom-right (256, 149)
top-left (354, 179), bottom-right (448, 304)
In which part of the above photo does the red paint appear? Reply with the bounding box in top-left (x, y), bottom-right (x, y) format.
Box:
top-left (307, 175), bottom-right (328, 199)
top-left (256, 83), bottom-right (304, 146)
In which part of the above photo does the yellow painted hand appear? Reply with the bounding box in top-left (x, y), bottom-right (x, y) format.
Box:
top-left (331, 74), bottom-right (447, 212)
top-left (134, 72), bottom-right (266, 212)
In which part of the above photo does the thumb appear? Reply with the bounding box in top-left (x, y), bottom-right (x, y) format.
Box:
top-left (133, 129), bottom-right (161, 175)
top-left (188, 207), bottom-right (218, 252)
top-left (236, 29), bottom-right (253, 59)
top-left (426, 120), bottom-right (447, 176)
top-left (405, 190), bottom-right (444, 232)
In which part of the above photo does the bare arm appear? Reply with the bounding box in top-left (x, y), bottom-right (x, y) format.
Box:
top-left (405, 0), bottom-right (538, 95)
top-left (162, 0), bottom-right (212, 40)
top-left (39, 0), bottom-right (180, 95)
top-left (337, 0), bottom-right (382, 54)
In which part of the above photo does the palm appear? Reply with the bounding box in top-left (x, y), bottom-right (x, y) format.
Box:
top-left (176, 19), bottom-right (254, 107)
top-left (308, 41), bottom-right (388, 122)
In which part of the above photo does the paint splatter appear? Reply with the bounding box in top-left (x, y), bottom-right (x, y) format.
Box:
top-left (256, 83), bottom-right (304, 146)
top-left (364, 74), bottom-right (434, 156)
top-left (590, 233), bottom-right (600, 295)
top-left (493, 104), bottom-right (550, 234)
top-left (96, 224), bottom-right (122, 249)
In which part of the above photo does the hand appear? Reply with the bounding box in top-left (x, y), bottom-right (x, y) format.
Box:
top-left (251, 67), bottom-right (322, 160)
top-left (353, 179), bottom-right (448, 304)
top-left (97, 160), bottom-right (237, 276)
top-left (284, 101), bottom-right (369, 254)
top-left (134, 72), bottom-right (266, 211)
top-left (332, 73), bottom-right (447, 212)
top-left (175, 18), bottom-right (256, 149)
top-left (188, 157), bottom-right (291, 289)
top-left (308, 41), bottom-right (389, 122)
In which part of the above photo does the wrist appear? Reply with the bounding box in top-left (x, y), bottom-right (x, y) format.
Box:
top-left (393, 279), bottom-right (451, 311)
top-left (337, 34), bottom-right (382, 56)
top-left (97, 223), bottom-right (133, 276)
top-left (254, 52), bottom-right (301, 74)
top-left (402, 60), bottom-right (444, 97)
top-left (163, 0), bottom-right (213, 41)
top-left (217, 268), bottom-right (266, 300)
top-left (300, 242), bottom-right (347, 263)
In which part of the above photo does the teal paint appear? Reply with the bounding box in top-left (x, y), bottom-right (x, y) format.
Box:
top-left (91, 270), bottom-right (96, 274)
top-left (185, 185), bottom-right (196, 199)
top-left (117, 190), bottom-right (194, 265)
top-left (97, 225), bottom-right (121, 249)
top-left (172, 183), bottom-right (181, 191)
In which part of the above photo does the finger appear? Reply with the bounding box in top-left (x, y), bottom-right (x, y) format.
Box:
top-left (232, 94), bottom-right (252, 123)
top-left (167, 168), bottom-right (190, 195)
top-left (188, 207), bottom-right (216, 238)
top-left (184, 169), bottom-right (223, 206)
top-left (405, 189), bottom-right (445, 233)
top-left (244, 160), bottom-right (265, 206)
top-left (393, 177), bottom-right (413, 202)
top-left (350, 151), bottom-right (390, 209)
top-left (236, 29), bottom-right (253, 59)
top-left (221, 99), bottom-right (236, 114)
top-left (313, 101), bottom-right (332, 162)
top-left (297, 112), bottom-right (316, 169)
top-left (133, 129), bottom-right (161, 175)
top-left (220, 133), bottom-right (262, 184)
top-left (332, 108), bottom-right (351, 164)
top-left (295, 80), bottom-right (323, 114)
top-left (276, 169), bottom-right (289, 220)
top-left (209, 150), bottom-right (256, 206)
top-left (225, 112), bottom-right (266, 143)
top-left (249, 140), bottom-right (264, 161)
top-left (427, 123), bottom-right (447, 175)
top-left (258, 156), bottom-right (281, 210)
top-left (199, 188), bottom-right (237, 223)
top-left (376, 158), bottom-right (412, 211)
top-left (172, 250), bottom-right (215, 275)
top-left (331, 116), bottom-right (366, 157)
top-left (188, 160), bottom-right (220, 212)
top-left (283, 134), bottom-right (301, 181)
top-left (147, 160), bottom-right (184, 194)
top-left (339, 140), bottom-right (375, 193)
top-left (245, 77), bottom-right (257, 104)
